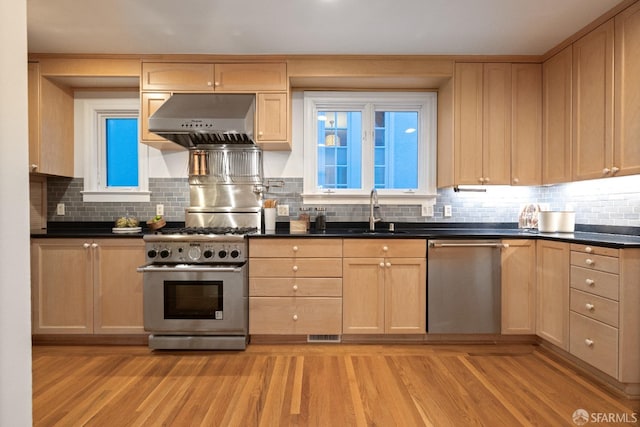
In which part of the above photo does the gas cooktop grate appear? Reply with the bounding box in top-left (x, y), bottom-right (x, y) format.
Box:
top-left (156, 226), bottom-right (258, 236)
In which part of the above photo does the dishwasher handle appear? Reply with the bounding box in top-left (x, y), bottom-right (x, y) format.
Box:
top-left (429, 241), bottom-right (508, 249)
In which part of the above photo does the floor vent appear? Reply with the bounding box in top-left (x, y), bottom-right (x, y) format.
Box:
top-left (307, 334), bottom-right (341, 343)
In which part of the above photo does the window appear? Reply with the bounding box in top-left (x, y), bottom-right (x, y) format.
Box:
top-left (303, 91), bottom-right (437, 205)
top-left (80, 96), bottom-right (149, 202)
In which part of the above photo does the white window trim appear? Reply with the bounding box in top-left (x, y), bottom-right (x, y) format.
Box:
top-left (81, 98), bottom-right (150, 202)
top-left (302, 91), bottom-right (437, 208)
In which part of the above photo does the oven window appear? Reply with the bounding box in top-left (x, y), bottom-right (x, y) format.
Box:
top-left (164, 281), bottom-right (223, 319)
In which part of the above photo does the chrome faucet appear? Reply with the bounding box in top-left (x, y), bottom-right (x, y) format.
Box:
top-left (369, 188), bottom-right (382, 231)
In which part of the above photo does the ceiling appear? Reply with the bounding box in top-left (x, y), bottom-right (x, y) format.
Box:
top-left (28, 0), bottom-right (623, 56)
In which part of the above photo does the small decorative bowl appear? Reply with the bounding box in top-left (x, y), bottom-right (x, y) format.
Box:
top-left (146, 218), bottom-right (166, 231)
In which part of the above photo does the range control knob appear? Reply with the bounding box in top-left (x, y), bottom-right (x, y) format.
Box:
top-left (159, 249), bottom-right (171, 259)
top-left (218, 250), bottom-right (228, 258)
top-left (230, 249), bottom-right (240, 259)
top-left (147, 249), bottom-right (158, 258)
top-left (203, 249), bottom-right (214, 259)
top-left (188, 247), bottom-right (202, 261)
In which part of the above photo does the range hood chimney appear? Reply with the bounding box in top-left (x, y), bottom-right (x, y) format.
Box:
top-left (148, 93), bottom-right (256, 148)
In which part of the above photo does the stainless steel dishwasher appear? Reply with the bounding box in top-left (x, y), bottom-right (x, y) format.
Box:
top-left (427, 240), bottom-right (505, 333)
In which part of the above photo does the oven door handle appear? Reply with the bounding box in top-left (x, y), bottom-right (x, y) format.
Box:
top-left (137, 265), bottom-right (243, 273)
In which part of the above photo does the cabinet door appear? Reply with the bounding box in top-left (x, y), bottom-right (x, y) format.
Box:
top-left (536, 240), bottom-right (570, 350)
top-left (31, 239), bottom-right (92, 334)
top-left (501, 239), bottom-right (536, 334)
top-left (454, 63), bottom-right (484, 184)
top-left (343, 258), bottom-right (385, 334)
top-left (482, 63), bottom-right (512, 185)
top-left (140, 92), bottom-right (183, 151)
top-left (141, 63), bottom-right (214, 91)
top-left (542, 46), bottom-right (573, 184)
top-left (28, 62), bottom-right (40, 171)
top-left (214, 63), bottom-right (287, 91)
top-left (93, 239), bottom-right (145, 334)
top-left (256, 92), bottom-right (289, 148)
top-left (614, 2), bottom-right (640, 177)
top-left (511, 64), bottom-right (542, 185)
top-left (572, 20), bottom-right (614, 181)
top-left (385, 258), bottom-right (426, 334)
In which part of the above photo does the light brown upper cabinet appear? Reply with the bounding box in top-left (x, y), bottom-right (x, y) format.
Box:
top-left (141, 62), bottom-right (287, 92)
top-left (572, 20), bottom-right (615, 181)
top-left (256, 92), bottom-right (289, 149)
top-left (28, 62), bottom-right (74, 177)
top-left (454, 63), bottom-right (511, 185)
top-left (511, 64), bottom-right (542, 185)
top-left (614, 1), bottom-right (640, 177)
top-left (542, 46), bottom-right (573, 184)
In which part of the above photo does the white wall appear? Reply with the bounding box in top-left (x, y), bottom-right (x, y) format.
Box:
top-left (0, 0), bottom-right (33, 424)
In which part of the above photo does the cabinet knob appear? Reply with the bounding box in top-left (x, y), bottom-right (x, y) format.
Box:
top-left (292, 284), bottom-right (298, 291)
top-left (213, 81), bottom-right (220, 87)
top-left (382, 246), bottom-right (388, 252)
top-left (585, 303), bottom-right (595, 311)
top-left (484, 177), bottom-right (490, 183)
top-left (385, 262), bottom-right (391, 268)
top-left (292, 246), bottom-right (299, 252)
top-left (585, 338), bottom-right (594, 347)
top-left (512, 178), bottom-right (519, 184)
top-left (258, 131), bottom-right (264, 137)
top-left (585, 278), bottom-right (595, 286)
top-left (292, 314), bottom-right (298, 321)
top-left (91, 243), bottom-right (98, 249)
top-left (478, 177), bottom-right (485, 184)
top-left (30, 164), bottom-right (38, 171)
top-left (379, 262), bottom-right (385, 268)
top-left (602, 168), bottom-right (611, 175)
top-left (83, 243), bottom-right (91, 249)
top-left (611, 166), bottom-right (620, 174)
top-left (585, 246), bottom-right (593, 253)
top-left (292, 265), bottom-right (298, 272)
top-left (585, 258), bottom-right (594, 266)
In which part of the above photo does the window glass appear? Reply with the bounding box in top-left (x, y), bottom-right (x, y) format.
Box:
top-left (374, 111), bottom-right (419, 189)
top-left (106, 118), bottom-right (138, 187)
top-left (317, 111), bottom-right (362, 189)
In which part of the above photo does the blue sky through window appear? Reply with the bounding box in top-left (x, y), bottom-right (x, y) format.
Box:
top-left (106, 118), bottom-right (138, 187)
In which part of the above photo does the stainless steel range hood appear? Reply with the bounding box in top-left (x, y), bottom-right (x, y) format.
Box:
top-left (148, 93), bottom-right (256, 148)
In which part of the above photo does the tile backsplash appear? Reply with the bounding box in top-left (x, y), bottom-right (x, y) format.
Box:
top-left (47, 175), bottom-right (640, 227)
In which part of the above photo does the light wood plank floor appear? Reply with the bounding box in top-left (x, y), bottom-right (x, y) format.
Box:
top-left (33, 343), bottom-right (639, 426)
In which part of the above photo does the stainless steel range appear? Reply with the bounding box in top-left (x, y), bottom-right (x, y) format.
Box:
top-left (139, 227), bottom-right (256, 350)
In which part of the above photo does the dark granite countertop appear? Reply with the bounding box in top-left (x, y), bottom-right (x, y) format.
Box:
top-left (33, 221), bottom-right (640, 248)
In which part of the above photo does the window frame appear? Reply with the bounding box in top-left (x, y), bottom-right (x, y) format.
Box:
top-left (302, 91), bottom-right (437, 206)
top-left (80, 98), bottom-right (150, 202)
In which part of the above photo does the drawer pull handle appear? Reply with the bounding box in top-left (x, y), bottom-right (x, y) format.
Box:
top-left (382, 246), bottom-right (389, 252)
top-left (585, 339), bottom-right (594, 347)
top-left (386, 262), bottom-right (391, 268)
top-left (292, 246), bottom-right (299, 252)
top-left (292, 285), bottom-right (298, 291)
top-left (292, 266), bottom-right (298, 272)
top-left (585, 259), bottom-right (594, 266)
top-left (293, 314), bottom-right (298, 321)
top-left (585, 279), bottom-right (595, 286)
top-left (585, 303), bottom-right (595, 311)
top-left (585, 246), bottom-right (593, 253)
top-left (379, 262), bottom-right (385, 268)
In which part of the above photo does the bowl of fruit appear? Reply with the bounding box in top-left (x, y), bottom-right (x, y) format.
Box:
top-left (112, 216), bottom-right (141, 234)
top-left (146, 215), bottom-right (166, 231)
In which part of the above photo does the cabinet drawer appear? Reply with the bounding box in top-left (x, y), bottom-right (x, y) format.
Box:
top-left (570, 266), bottom-right (619, 300)
top-left (250, 238), bottom-right (343, 258)
top-left (250, 277), bottom-right (342, 297)
top-left (570, 251), bottom-right (619, 274)
top-left (249, 297), bottom-right (342, 335)
top-left (249, 258), bottom-right (342, 278)
top-left (343, 239), bottom-right (426, 258)
top-left (570, 244), bottom-right (619, 258)
top-left (570, 289), bottom-right (619, 327)
top-left (570, 312), bottom-right (618, 378)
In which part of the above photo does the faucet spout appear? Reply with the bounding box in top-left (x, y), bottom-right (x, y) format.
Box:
top-left (369, 188), bottom-right (382, 231)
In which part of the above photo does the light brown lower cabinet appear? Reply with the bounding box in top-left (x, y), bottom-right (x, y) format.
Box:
top-left (31, 238), bottom-right (145, 335)
top-left (536, 240), bottom-right (570, 350)
top-left (500, 239), bottom-right (536, 334)
top-left (342, 239), bottom-right (426, 335)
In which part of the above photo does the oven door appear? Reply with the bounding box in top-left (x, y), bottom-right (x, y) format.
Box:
top-left (138, 264), bottom-right (247, 335)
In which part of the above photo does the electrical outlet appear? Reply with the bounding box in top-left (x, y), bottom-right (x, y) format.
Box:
top-left (56, 203), bottom-right (65, 216)
top-left (421, 204), bottom-right (434, 217)
top-left (277, 204), bottom-right (289, 216)
top-left (156, 204), bottom-right (164, 216)
top-left (444, 205), bottom-right (452, 217)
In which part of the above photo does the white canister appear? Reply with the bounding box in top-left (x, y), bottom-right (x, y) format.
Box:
top-left (557, 211), bottom-right (575, 233)
top-left (538, 211), bottom-right (561, 233)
